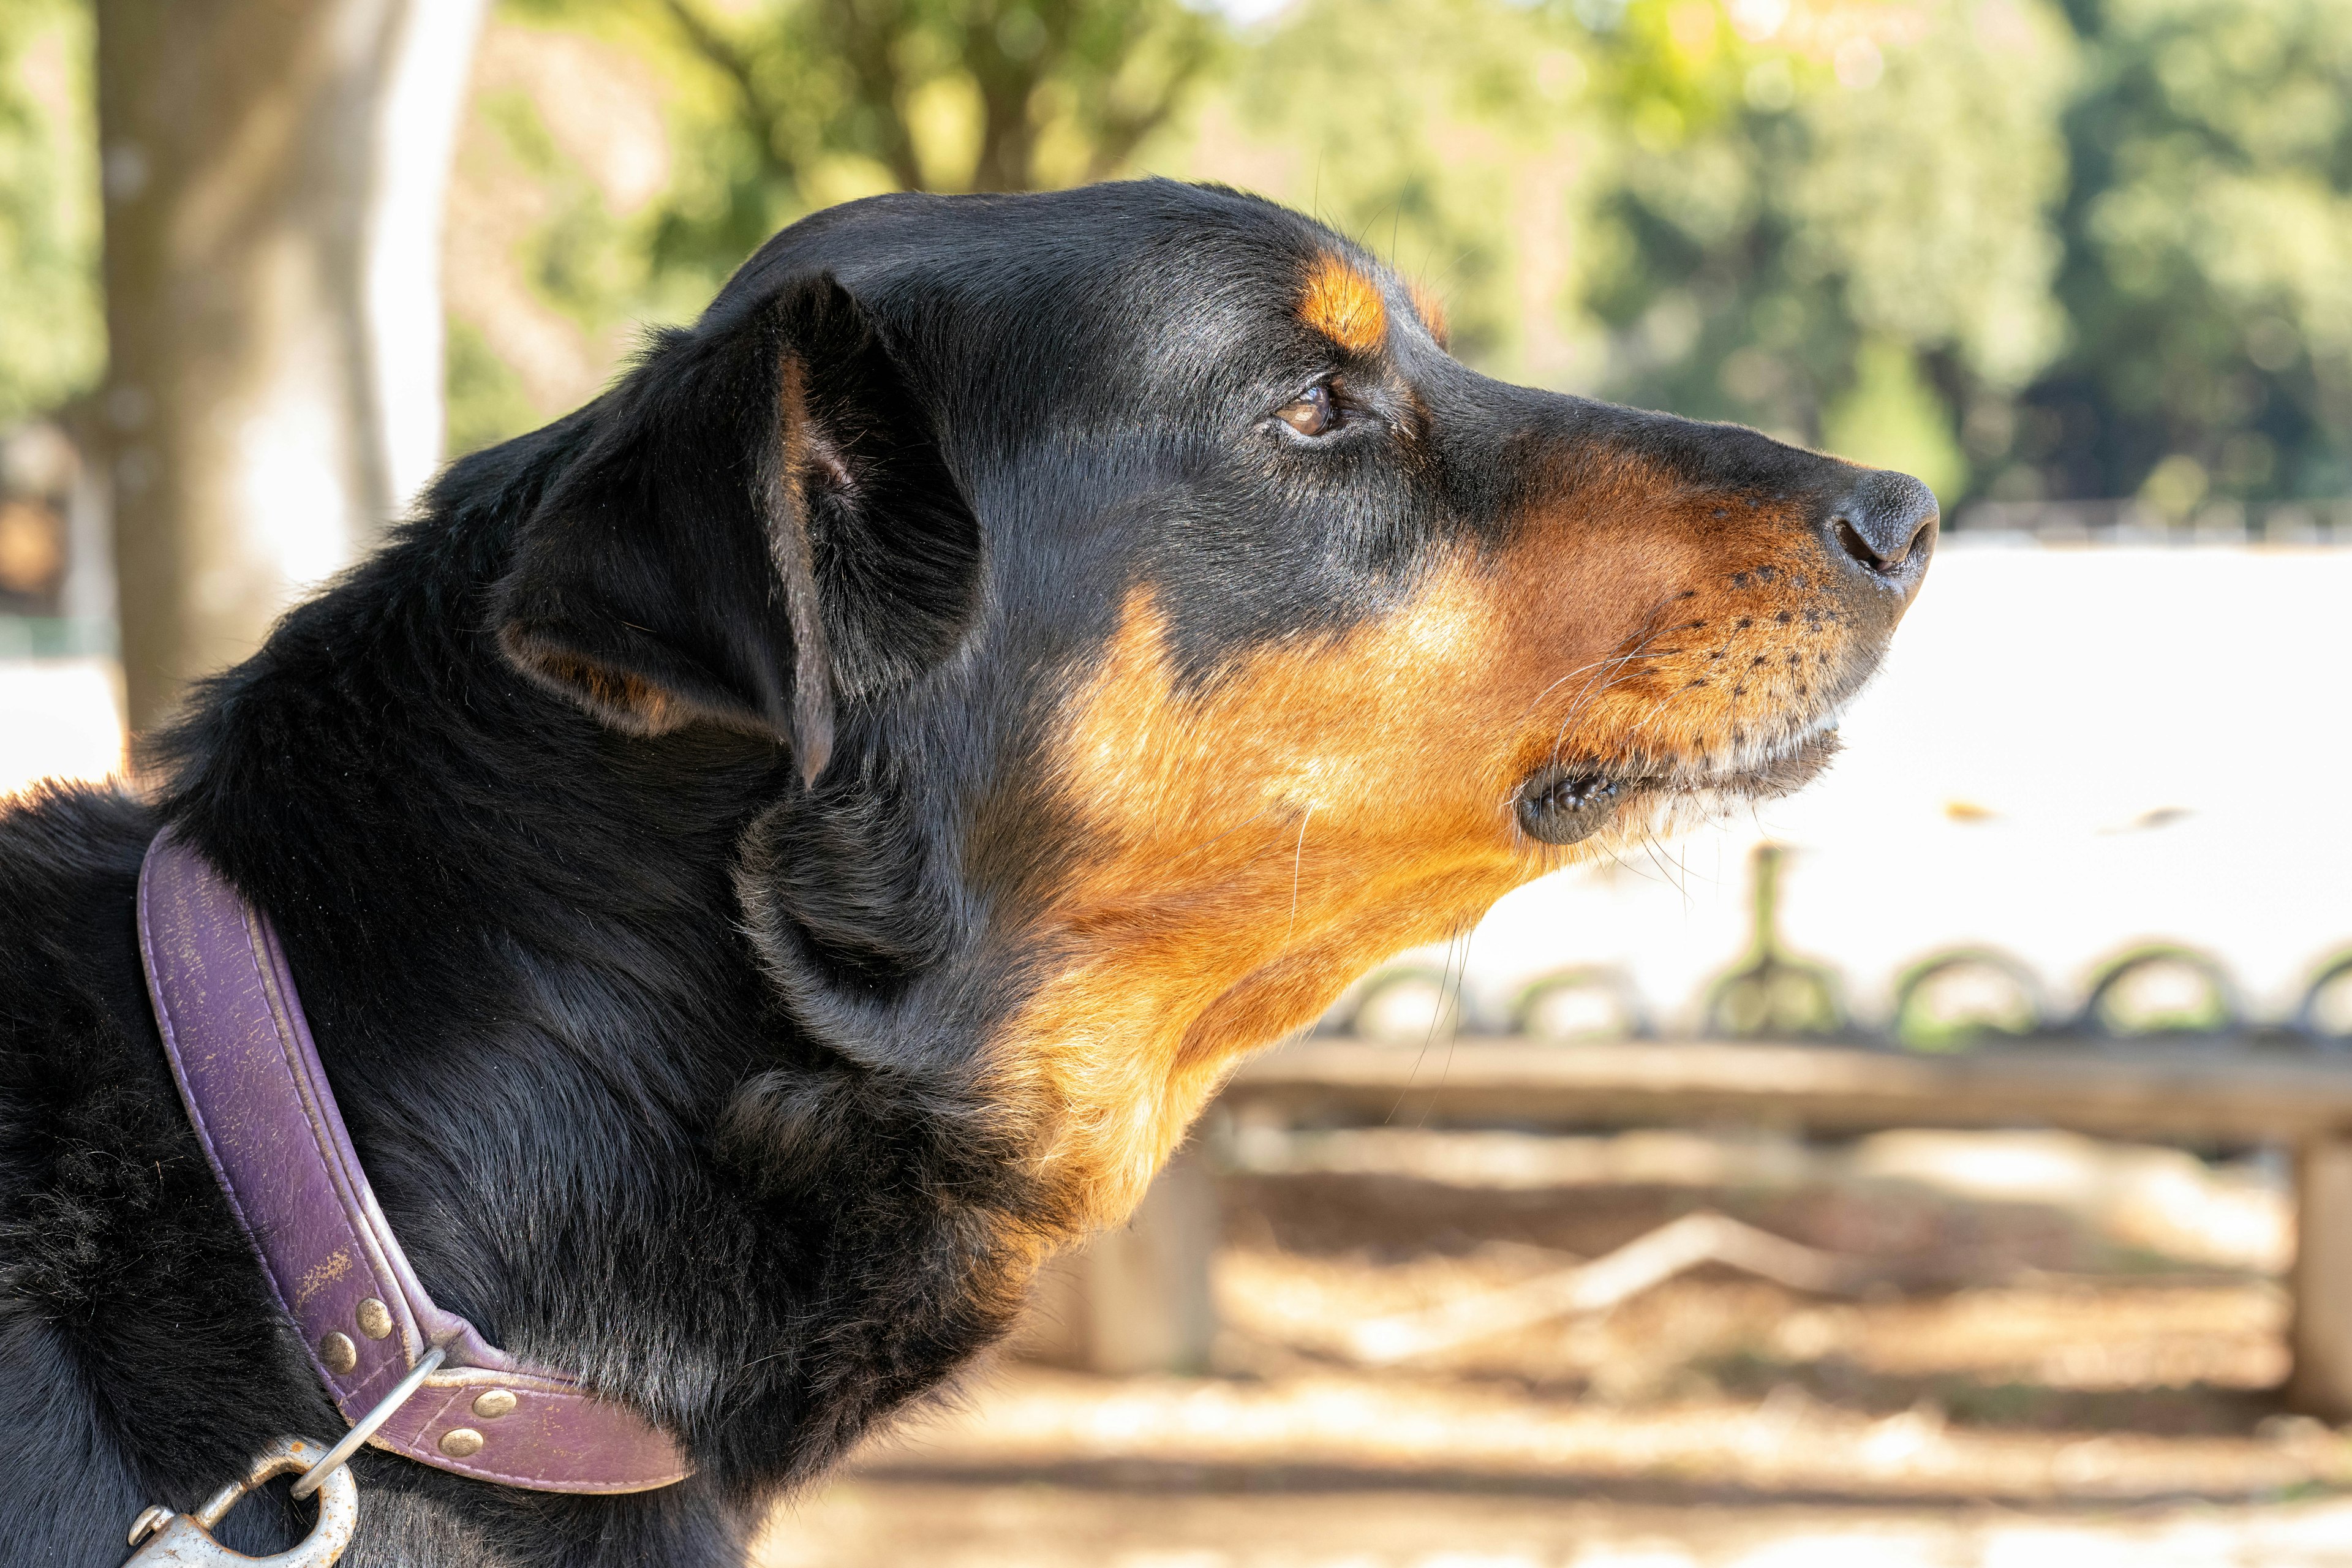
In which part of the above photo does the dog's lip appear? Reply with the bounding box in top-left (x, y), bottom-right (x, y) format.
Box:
top-left (1649, 723), bottom-right (1844, 799)
top-left (1526, 722), bottom-right (1844, 809)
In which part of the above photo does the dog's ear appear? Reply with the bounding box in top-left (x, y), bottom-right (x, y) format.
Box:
top-left (492, 274), bottom-right (981, 784)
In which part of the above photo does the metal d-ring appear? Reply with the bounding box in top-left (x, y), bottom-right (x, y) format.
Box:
top-left (289, 1343), bottom-right (448, 1500)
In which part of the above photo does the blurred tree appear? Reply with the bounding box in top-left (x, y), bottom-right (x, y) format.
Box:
top-left (1561, 0), bottom-right (2077, 505)
top-left (0, 0), bottom-right (102, 429)
top-left (1208, 0), bottom-right (1580, 377)
top-left (1559, 0), bottom-right (2352, 510)
top-left (437, 23), bottom-right (685, 460)
top-left (643, 0), bottom-right (1221, 281)
top-left (94, 0), bottom-right (484, 733)
top-left (1193, 0), bottom-right (2078, 505)
top-left (430, 0), bottom-right (2352, 506)
top-left (2015, 0), bottom-right (2352, 507)
top-left (445, 0), bottom-right (1223, 453)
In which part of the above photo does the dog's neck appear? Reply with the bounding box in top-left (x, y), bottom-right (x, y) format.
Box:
top-left (149, 432), bottom-right (1038, 1502)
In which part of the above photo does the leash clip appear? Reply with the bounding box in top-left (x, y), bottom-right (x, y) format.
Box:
top-left (120, 1436), bottom-right (357, 1567)
top-left (118, 1345), bottom-right (445, 1567)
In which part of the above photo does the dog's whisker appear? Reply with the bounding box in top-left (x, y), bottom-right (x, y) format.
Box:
top-left (1414, 927), bottom-right (1473, 1131)
top-left (1284, 805), bottom-right (1314, 944)
top-left (1548, 655), bottom-right (1669, 768)
top-left (1515, 640), bottom-right (1675, 730)
top-left (1542, 634), bottom-right (1668, 753)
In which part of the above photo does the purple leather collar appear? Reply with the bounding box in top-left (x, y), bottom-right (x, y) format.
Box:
top-left (137, 829), bottom-right (692, 1494)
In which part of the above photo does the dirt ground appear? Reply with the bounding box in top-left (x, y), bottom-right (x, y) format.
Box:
top-left (758, 1128), bottom-right (2352, 1567)
top-left (765, 1482), bottom-right (2352, 1568)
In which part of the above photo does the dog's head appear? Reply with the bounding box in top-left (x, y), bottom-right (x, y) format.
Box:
top-left (492, 182), bottom-right (1933, 1234)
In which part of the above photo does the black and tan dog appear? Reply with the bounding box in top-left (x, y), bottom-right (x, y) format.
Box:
top-left (0, 181), bottom-right (1932, 1566)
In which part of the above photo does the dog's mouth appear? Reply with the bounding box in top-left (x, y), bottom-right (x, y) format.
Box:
top-left (1514, 726), bottom-right (1843, 847)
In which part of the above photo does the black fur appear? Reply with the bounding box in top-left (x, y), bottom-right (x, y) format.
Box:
top-left (0, 181), bottom-right (1901, 1566)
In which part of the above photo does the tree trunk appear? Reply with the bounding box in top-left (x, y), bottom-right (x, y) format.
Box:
top-left (94, 0), bottom-right (484, 736)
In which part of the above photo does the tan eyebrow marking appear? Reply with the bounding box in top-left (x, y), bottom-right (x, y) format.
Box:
top-left (1299, 253), bottom-right (1390, 354)
top-left (1407, 279), bottom-right (1450, 348)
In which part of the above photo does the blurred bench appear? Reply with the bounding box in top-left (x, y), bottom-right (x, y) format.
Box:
top-left (1036, 1036), bottom-right (2352, 1421)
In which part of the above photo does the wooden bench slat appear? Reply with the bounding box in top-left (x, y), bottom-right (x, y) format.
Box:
top-left (1224, 1038), bottom-right (2352, 1143)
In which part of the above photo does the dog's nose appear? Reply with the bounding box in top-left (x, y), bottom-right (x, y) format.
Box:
top-left (1823, 470), bottom-right (1937, 586)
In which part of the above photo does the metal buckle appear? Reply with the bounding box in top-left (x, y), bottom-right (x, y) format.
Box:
top-left (120, 1435), bottom-right (358, 1567)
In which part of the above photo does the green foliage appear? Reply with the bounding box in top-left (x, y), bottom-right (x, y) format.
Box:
top-left (1208, 0), bottom-right (1576, 373)
top-left (475, 83), bottom-right (654, 334)
top-left (1192, 0), bottom-right (2076, 506)
top-left (2024, 0), bottom-right (2352, 502)
top-left (1549, 0), bottom-right (2352, 506)
top-left (1822, 337), bottom-right (1968, 502)
top-left (1209, 0), bottom-right (2350, 509)
top-left (16, 0), bottom-right (2343, 509)
top-left (445, 0), bottom-right (1227, 448)
top-left (1562, 0), bottom-right (2076, 505)
top-left (0, 0), bottom-right (101, 427)
top-left (617, 0), bottom-right (1225, 290)
top-left (445, 317), bottom-right (541, 461)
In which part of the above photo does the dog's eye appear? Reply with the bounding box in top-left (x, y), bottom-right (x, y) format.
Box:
top-left (1273, 385), bottom-right (1334, 437)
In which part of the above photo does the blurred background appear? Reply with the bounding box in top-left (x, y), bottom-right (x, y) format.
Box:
top-left (5, 0), bottom-right (2352, 1562)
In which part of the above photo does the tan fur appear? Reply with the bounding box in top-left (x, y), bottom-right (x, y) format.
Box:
top-left (986, 477), bottom-right (1883, 1229)
top-left (1300, 254), bottom-right (1390, 354)
top-left (511, 643), bottom-right (687, 736)
top-left (1406, 279), bottom-right (1450, 347)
